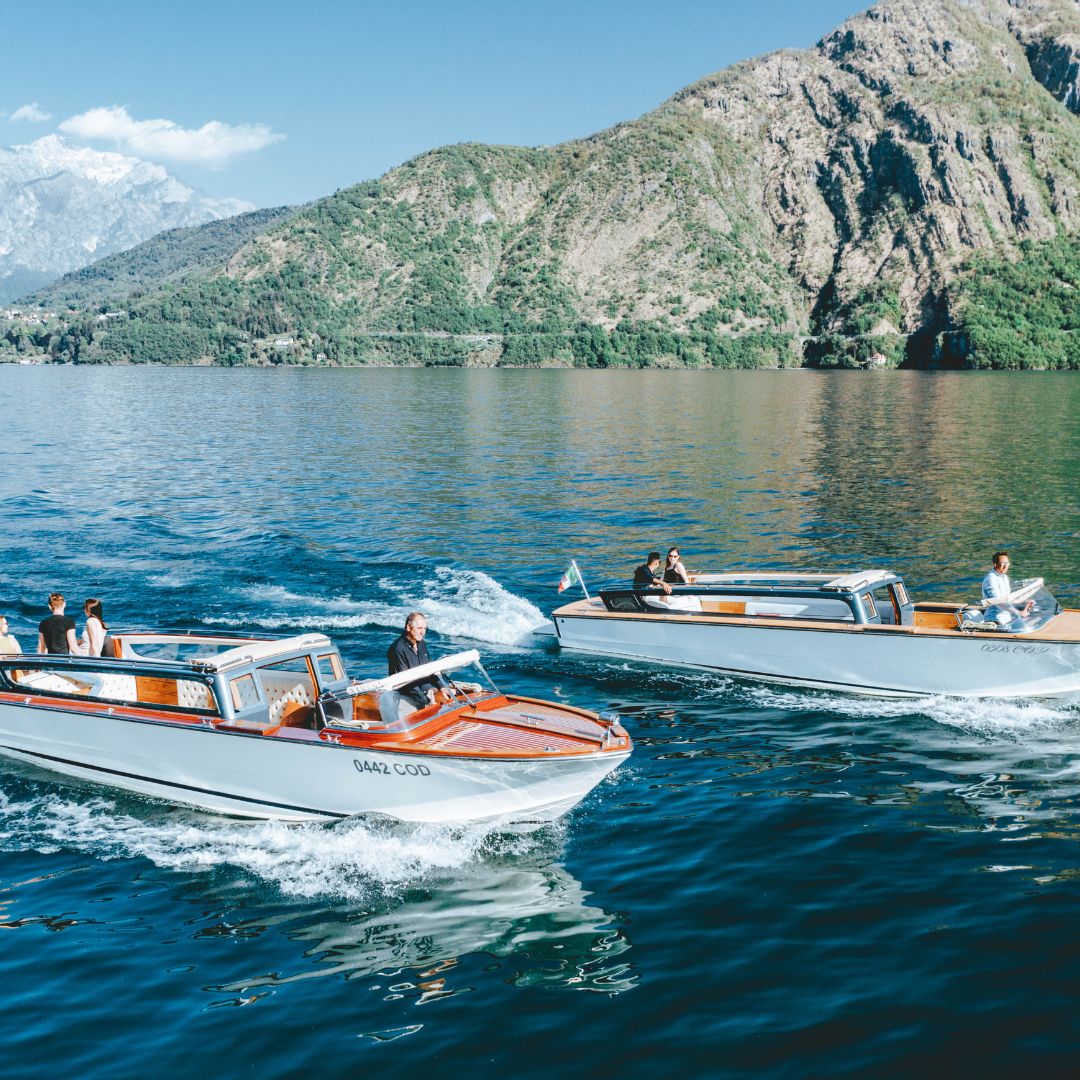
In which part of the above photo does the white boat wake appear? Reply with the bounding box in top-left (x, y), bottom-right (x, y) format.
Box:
top-left (0, 787), bottom-right (547, 900)
top-left (742, 684), bottom-right (1080, 737)
top-left (207, 567), bottom-right (544, 647)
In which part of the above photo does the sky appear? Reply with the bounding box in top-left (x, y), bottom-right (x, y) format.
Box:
top-left (1, 0), bottom-right (870, 209)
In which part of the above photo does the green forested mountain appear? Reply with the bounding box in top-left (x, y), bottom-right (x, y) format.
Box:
top-left (18, 0), bottom-right (1080, 369)
top-left (26, 205), bottom-right (298, 310)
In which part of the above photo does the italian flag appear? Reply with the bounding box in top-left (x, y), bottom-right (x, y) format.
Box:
top-left (557, 562), bottom-right (582, 593)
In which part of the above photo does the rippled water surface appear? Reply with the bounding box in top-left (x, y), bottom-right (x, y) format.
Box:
top-left (0, 367), bottom-right (1078, 1077)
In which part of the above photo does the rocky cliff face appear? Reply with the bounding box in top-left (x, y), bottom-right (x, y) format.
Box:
top-left (669, 0), bottom-right (1080, 334)
top-left (229, 0), bottom-right (1078, 342)
top-left (0, 136), bottom-right (251, 302)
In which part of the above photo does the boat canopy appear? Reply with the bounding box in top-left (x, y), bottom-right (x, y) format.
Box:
top-left (194, 634), bottom-right (333, 673)
top-left (342, 649), bottom-right (482, 696)
top-left (822, 570), bottom-right (896, 592)
top-left (689, 570), bottom-right (897, 592)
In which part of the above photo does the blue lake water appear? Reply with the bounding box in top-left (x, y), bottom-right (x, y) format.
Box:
top-left (0, 366), bottom-right (1078, 1077)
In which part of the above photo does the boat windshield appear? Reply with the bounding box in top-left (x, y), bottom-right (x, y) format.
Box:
top-left (121, 637), bottom-right (256, 662)
top-left (318, 657), bottom-right (501, 733)
top-left (961, 579), bottom-right (1062, 634)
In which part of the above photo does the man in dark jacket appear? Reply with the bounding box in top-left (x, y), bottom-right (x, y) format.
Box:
top-left (633, 553), bottom-right (672, 595)
top-left (387, 612), bottom-right (454, 710)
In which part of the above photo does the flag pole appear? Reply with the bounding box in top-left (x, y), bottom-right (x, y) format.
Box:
top-left (572, 558), bottom-right (591, 600)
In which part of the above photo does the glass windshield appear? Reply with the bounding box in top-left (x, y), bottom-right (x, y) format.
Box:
top-left (123, 638), bottom-right (251, 662)
top-left (970, 581), bottom-right (1061, 634)
top-left (320, 659), bottom-right (500, 732)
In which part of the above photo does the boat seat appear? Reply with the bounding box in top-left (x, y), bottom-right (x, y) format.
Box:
top-left (379, 690), bottom-right (415, 726)
top-left (646, 596), bottom-right (703, 614)
top-left (277, 702), bottom-right (317, 729)
top-left (96, 672), bottom-right (137, 701)
top-left (265, 680), bottom-right (316, 726)
top-left (177, 679), bottom-right (215, 710)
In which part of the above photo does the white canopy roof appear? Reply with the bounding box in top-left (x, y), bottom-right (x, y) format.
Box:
top-left (198, 634), bottom-right (333, 673)
top-left (344, 649), bottom-right (481, 696)
top-left (823, 570), bottom-right (895, 591)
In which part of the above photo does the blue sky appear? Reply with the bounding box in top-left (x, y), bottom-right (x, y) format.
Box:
top-left (2, 0), bottom-right (869, 208)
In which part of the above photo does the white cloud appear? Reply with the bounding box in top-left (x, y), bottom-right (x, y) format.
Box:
top-left (11, 102), bottom-right (53, 123)
top-left (58, 105), bottom-right (284, 167)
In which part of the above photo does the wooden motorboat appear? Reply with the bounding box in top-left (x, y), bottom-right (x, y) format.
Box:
top-left (0, 631), bottom-right (631, 824)
top-left (551, 570), bottom-right (1080, 698)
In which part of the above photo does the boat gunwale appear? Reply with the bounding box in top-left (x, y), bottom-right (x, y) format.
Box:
top-left (0, 690), bottom-right (630, 762)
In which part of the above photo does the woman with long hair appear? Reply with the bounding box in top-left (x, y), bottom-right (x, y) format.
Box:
top-left (663, 548), bottom-right (690, 585)
top-left (80, 598), bottom-right (107, 657)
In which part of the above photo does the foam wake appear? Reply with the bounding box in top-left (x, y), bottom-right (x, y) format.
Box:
top-left (743, 684), bottom-right (1080, 736)
top-left (209, 567), bottom-right (544, 646)
top-left (0, 787), bottom-right (537, 900)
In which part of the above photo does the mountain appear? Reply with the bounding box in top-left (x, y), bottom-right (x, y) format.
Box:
top-left (0, 135), bottom-right (252, 302)
top-left (23, 205), bottom-right (300, 311)
top-left (21, 0), bottom-right (1080, 368)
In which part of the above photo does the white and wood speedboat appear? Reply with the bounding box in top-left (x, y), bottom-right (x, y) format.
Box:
top-left (0, 631), bottom-right (631, 825)
top-left (551, 570), bottom-right (1080, 699)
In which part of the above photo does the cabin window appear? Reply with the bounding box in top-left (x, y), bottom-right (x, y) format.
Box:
top-left (867, 586), bottom-right (902, 624)
top-left (0, 664), bottom-right (219, 715)
top-left (230, 673), bottom-right (261, 711)
top-left (892, 582), bottom-right (909, 607)
top-left (862, 593), bottom-right (878, 620)
top-left (721, 596), bottom-right (855, 621)
top-left (603, 593), bottom-right (650, 613)
top-left (316, 652), bottom-right (344, 684)
top-left (258, 656), bottom-right (318, 726)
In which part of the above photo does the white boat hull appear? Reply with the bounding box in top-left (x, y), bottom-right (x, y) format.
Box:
top-left (0, 702), bottom-right (628, 823)
top-left (554, 613), bottom-right (1080, 698)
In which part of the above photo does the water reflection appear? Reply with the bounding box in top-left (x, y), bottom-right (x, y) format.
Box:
top-left (204, 854), bottom-right (636, 1002)
top-left (804, 372), bottom-right (1080, 592)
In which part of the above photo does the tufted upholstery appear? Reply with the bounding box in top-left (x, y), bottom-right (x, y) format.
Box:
top-left (262, 674), bottom-right (315, 725)
top-left (177, 679), bottom-right (215, 711)
top-left (97, 673), bottom-right (138, 701)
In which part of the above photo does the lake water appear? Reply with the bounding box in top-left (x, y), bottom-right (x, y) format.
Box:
top-left (0, 366), bottom-right (1078, 1077)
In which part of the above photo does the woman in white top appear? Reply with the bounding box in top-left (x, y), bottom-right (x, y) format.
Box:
top-left (0, 614), bottom-right (21, 655)
top-left (80, 598), bottom-right (107, 657)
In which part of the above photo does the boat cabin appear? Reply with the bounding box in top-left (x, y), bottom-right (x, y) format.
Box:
top-left (0, 631), bottom-right (350, 735)
top-left (599, 570), bottom-right (915, 626)
top-left (0, 631), bottom-right (528, 739)
top-left (594, 570), bottom-right (1063, 635)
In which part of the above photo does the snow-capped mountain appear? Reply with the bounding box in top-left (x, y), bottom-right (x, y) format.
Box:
top-left (0, 135), bottom-right (252, 301)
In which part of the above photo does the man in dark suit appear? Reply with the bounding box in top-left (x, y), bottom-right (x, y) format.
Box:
top-left (387, 612), bottom-right (454, 710)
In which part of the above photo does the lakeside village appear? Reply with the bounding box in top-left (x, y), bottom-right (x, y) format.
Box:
top-left (0, 305), bottom-right (334, 367)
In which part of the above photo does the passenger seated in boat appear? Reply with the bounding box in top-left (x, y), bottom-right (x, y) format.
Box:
top-left (663, 548), bottom-right (690, 585)
top-left (384, 612), bottom-right (454, 722)
top-left (0, 615), bottom-right (21, 655)
top-left (981, 551), bottom-right (1034, 624)
top-left (633, 553), bottom-right (672, 595)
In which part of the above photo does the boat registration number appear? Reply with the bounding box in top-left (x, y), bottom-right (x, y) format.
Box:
top-left (354, 759), bottom-right (431, 778)
top-left (980, 643), bottom-right (1050, 655)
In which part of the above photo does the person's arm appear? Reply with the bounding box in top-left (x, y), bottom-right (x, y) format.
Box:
top-left (37, 632), bottom-right (46, 654)
top-left (66, 627), bottom-right (80, 654)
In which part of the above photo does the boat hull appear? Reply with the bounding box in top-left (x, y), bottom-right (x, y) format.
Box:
top-left (554, 612), bottom-right (1080, 698)
top-left (0, 700), bottom-right (628, 824)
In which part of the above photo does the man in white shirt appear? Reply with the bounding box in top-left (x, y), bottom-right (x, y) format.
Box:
top-left (981, 551), bottom-right (1033, 619)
